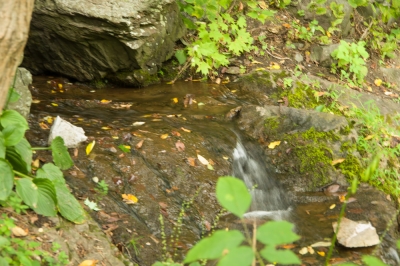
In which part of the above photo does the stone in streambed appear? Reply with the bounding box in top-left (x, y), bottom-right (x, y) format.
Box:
top-left (48, 116), bottom-right (87, 148)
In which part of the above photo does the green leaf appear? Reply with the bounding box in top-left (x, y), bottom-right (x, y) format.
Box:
top-left (216, 176), bottom-right (251, 218)
top-left (14, 138), bottom-right (32, 173)
top-left (0, 159), bottom-right (14, 200)
top-left (0, 236), bottom-right (10, 247)
top-left (2, 125), bottom-right (25, 147)
top-left (184, 230), bottom-right (244, 263)
top-left (51, 136), bottom-right (73, 170)
top-left (6, 88), bottom-right (20, 104)
top-left (260, 246), bottom-right (301, 265)
top-left (257, 221), bottom-right (300, 245)
top-left (6, 147), bottom-right (29, 175)
top-left (219, 0), bottom-right (232, 9)
top-left (84, 198), bottom-right (101, 211)
top-left (0, 110), bottom-right (28, 130)
top-left (16, 178), bottom-right (38, 210)
top-left (0, 257), bottom-right (9, 266)
top-left (33, 178), bottom-right (57, 216)
top-left (362, 255), bottom-right (387, 266)
top-left (175, 49), bottom-right (187, 65)
top-left (55, 184), bottom-right (86, 223)
top-left (118, 144), bottom-right (131, 153)
top-left (0, 132), bottom-right (5, 158)
top-left (217, 246), bottom-right (254, 266)
top-left (36, 163), bottom-right (65, 184)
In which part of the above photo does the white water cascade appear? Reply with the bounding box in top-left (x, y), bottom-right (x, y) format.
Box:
top-left (232, 141), bottom-right (291, 220)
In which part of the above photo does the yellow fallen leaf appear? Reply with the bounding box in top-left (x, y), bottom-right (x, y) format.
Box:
top-left (181, 127), bottom-right (191, 133)
top-left (101, 126), bottom-right (112, 130)
top-left (79, 260), bottom-right (98, 266)
top-left (299, 247), bottom-right (308, 255)
top-left (329, 204), bottom-right (336, 209)
top-left (166, 81), bottom-right (174, 85)
top-left (86, 140), bottom-right (95, 155)
top-left (112, 136), bottom-right (119, 139)
top-left (331, 158), bottom-right (345, 166)
top-left (268, 62), bottom-right (280, 70)
top-left (223, 156), bottom-right (229, 160)
top-left (160, 134), bottom-right (169, 139)
top-left (122, 194), bottom-right (138, 204)
top-left (32, 158), bottom-right (40, 169)
top-left (251, 60), bottom-right (263, 65)
top-left (32, 99), bottom-right (41, 104)
top-left (268, 141), bottom-right (281, 149)
top-left (51, 90), bottom-right (56, 94)
top-left (307, 246), bottom-right (315, 254)
top-left (57, 83), bottom-right (63, 90)
top-left (197, 154), bottom-right (209, 165)
top-left (339, 195), bottom-right (346, 202)
top-left (44, 116), bottom-right (53, 124)
top-left (374, 78), bottom-right (383, 86)
top-left (123, 145), bottom-right (131, 150)
top-left (51, 103), bottom-right (58, 106)
top-left (317, 251), bottom-right (325, 257)
top-left (172, 97), bottom-right (178, 103)
top-left (100, 99), bottom-right (112, 104)
top-left (326, 31), bottom-right (331, 37)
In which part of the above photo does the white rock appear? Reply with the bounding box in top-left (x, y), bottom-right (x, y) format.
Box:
top-left (332, 217), bottom-right (380, 248)
top-left (48, 116), bottom-right (87, 148)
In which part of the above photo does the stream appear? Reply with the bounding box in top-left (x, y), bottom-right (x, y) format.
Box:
top-left (26, 76), bottom-right (399, 265)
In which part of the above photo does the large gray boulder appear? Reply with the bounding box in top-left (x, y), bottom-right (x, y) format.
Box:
top-left (7, 68), bottom-right (32, 119)
top-left (22, 0), bottom-right (185, 87)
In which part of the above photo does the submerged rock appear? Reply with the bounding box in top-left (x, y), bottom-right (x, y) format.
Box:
top-left (22, 0), bottom-right (185, 87)
top-left (333, 217), bottom-right (380, 248)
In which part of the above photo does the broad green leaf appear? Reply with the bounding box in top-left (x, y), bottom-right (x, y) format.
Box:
top-left (2, 125), bottom-right (25, 147)
top-left (0, 132), bottom-right (5, 158)
top-left (6, 147), bottom-right (29, 174)
top-left (51, 136), bottom-right (73, 170)
top-left (36, 163), bottom-right (65, 184)
top-left (217, 246), bottom-right (254, 266)
top-left (216, 176), bottom-right (251, 218)
top-left (16, 178), bottom-right (38, 210)
top-left (0, 110), bottom-right (28, 130)
top-left (0, 159), bottom-right (14, 200)
top-left (184, 230), bottom-right (244, 263)
top-left (257, 221), bottom-right (300, 245)
top-left (260, 246), bottom-right (301, 265)
top-left (14, 138), bottom-right (32, 173)
top-left (55, 184), bottom-right (86, 224)
top-left (219, 0), bottom-right (232, 9)
top-left (33, 178), bottom-right (57, 217)
top-left (362, 255), bottom-right (387, 266)
top-left (0, 236), bottom-right (10, 247)
top-left (175, 49), bottom-right (187, 65)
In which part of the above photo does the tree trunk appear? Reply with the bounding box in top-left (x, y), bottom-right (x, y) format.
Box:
top-left (0, 0), bottom-right (34, 111)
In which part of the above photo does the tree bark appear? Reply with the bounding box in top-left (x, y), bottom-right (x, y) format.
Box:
top-left (0, 0), bottom-right (34, 111)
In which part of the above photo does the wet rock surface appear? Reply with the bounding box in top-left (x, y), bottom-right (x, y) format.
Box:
top-left (21, 73), bottom-right (400, 265)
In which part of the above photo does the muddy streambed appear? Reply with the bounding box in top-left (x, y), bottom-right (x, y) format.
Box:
top-left (26, 76), bottom-right (399, 265)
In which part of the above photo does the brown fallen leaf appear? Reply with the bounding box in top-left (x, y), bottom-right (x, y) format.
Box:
top-left (331, 158), bottom-right (345, 166)
top-left (12, 226), bottom-right (28, 237)
top-left (121, 194), bottom-right (138, 204)
top-left (187, 157), bottom-right (196, 166)
top-left (136, 139), bottom-right (144, 149)
top-left (175, 140), bottom-right (185, 151)
top-left (159, 202), bottom-right (168, 210)
top-left (171, 130), bottom-right (181, 137)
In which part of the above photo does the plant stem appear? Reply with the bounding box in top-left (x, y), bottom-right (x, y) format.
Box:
top-left (13, 170), bottom-right (33, 179)
top-left (31, 147), bottom-right (52, 151)
top-left (240, 219), bottom-right (265, 266)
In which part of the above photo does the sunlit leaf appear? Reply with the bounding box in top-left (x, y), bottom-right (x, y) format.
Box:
top-left (331, 158), bottom-right (345, 165)
top-left (79, 260), bottom-right (98, 266)
top-left (160, 134), bottom-right (169, 139)
top-left (172, 97), bottom-right (179, 103)
top-left (374, 79), bottom-right (382, 86)
top-left (197, 154), bottom-right (209, 165)
top-left (100, 99), bottom-right (112, 104)
top-left (181, 127), bottom-right (191, 132)
top-left (207, 164), bottom-right (214, 170)
top-left (132, 122), bottom-right (146, 126)
top-left (51, 103), bottom-right (58, 106)
top-left (317, 251), bottom-right (325, 256)
top-left (86, 140), bottom-right (95, 155)
top-left (268, 141), bottom-right (281, 149)
top-left (122, 194), bottom-right (138, 204)
top-left (84, 198), bottom-right (101, 211)
top-left (329, 204), bottom-right (336, 209)
top-left (216, 176), bottom-right (251, 218)
top-left (101, 126), bottom-right (112, 130)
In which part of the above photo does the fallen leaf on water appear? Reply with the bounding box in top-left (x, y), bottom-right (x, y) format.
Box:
top-left (181, 127), bottom-right (191, 133)
top-left (172, 97), bottom-right (178, 103)
top-left (12, 226), bottom-right (28, 237)
top-left (86, 140), bottom-right (96, 155)
top-left (197, 154), bottom-right (209, 165)
top-left (171, 130), bottom-right (181, 137)
top-left (39, 122), bottom-right (49, 129)
top-left (307, 246), bottom-right (315, 254)
top-left (299, 247), bottom-right (308, 255)
top-left (339, 195), bottom-right (346, 202)
top-left (51, 103), bottom-right (58, 106)
top-left (122, 194), bottom-right (138, 204)
top-left (43, 116), bottom-right (53, 124)
top-left (223, 156), bottom-right (229, 160)
top-left (159, 202), bottom-right (168, 210)
top-left (317, 251), bottom-right (325, 257)
top-left (166, 81), bottom-right (174, 85)
top-left (101, 126), bottom-right (112, 130)
top-left (57, 83), bottom-right (63, 90)
top-left (310, 241), bottom-right (331, 247)
top-left (187, 157), bottom-right (196, 166)
top-left (136, 140), bottom-right (144, 149)
top-left (100, 99), bottom-right (112, 104)
top-left (207, 164), bottom-right (214, 170)
top-left (329, 204), bottom-right (336, 209)
top-left (331, 158), bottom-right (345, 165)
top-left (268, 141), bottom-right (281, 149)
top-left (32, 99), bottom-right (41, 104)
top-left (132, 121), bottom-right (146, 126)
top-left (374, 78), bottom-right (383, 86)
top-left (175, 140), bottom-right (185, 151)
top-left (160, 134), bottom-right (169, 139)
top-left (79, 260), bottom-right (98, 266)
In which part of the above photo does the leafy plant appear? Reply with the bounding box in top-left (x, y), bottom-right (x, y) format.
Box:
top-left (330, 40), bottom-right (369, 85)
top-left (95, 180), bottom-right (109, 195)
top-left (0, 108), bottom-right (86, 224)
top-left (0, 214), bottom-right (68, 265)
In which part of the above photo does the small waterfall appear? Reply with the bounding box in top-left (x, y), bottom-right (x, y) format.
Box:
top-left (232, 141), bottom-right (291, 220)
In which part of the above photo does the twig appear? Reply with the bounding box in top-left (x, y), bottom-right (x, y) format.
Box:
top-left (360, 20), bottom-right (373, 41)
top-left (265, 49), bottom-right (292, 61)
top-left (169, 57), bottom-right (192, 84)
